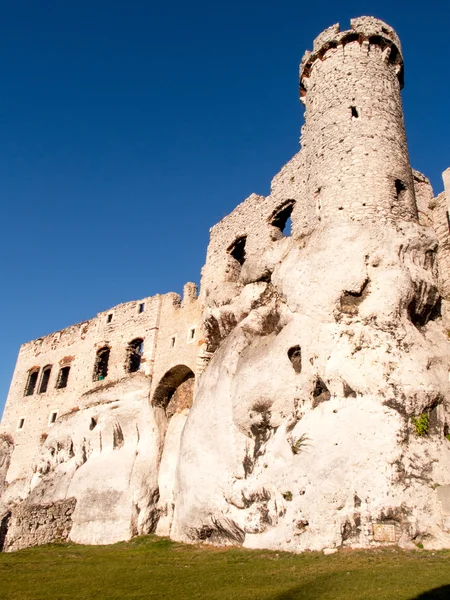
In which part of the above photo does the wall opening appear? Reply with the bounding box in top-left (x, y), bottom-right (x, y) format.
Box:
top-left (287, 345), bottom-right (302, 373)
top-left (49, 411), bottom-right (58, 424)
top-left (106, 313), bottom-right (113, 324)
top-left (395, 179), bottom-right (407, 202)
top-left (24, 369), bottom-right (39, 397)
top-left (126, 338), bottom-right (144, 373)
top-left (227, 235), bottom-right (247, 266)
top-left (269, 200), bottom-right (296, 237)
top-left (17, 418), bottom-right (25, 430)
top-left (188, 327), bottom-right (196, 342)
top-left (56, 366), bottom-right (70, 389)
top-left (38, 365), bottom-right (52, 394)
top-left (138, 303), bottom-right (145, 313)
top-left (170, 336), bottom-right (176, 348)
top-left (350, 106), bottom-right (359, 118)
top-left (152, 364), bottom-right (195, 419)
top-left (93, 347), bottom-right (110, 381)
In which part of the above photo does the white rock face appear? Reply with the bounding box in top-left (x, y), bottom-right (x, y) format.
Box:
top-left (171, 219), bottom-right (450, 552)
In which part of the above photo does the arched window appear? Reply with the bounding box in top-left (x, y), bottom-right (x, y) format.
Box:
top-left (268, 200), bottom-right (295, 237)
top-left (56, 366), bottom-right (70, 389)
top-left (38, 365), bottom-right (52, 394)
top-left (93, 347), bottom-right (110, 381)
top-left (227, 235), bottom-right (247, 265)
top-left (24, 369), bottom-right (39, 397)
top-left (126, 338), bottom-right (144, 373)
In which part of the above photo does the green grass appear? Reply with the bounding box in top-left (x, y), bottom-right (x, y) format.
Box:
top-left (1, 536), bottom-right (450, 600)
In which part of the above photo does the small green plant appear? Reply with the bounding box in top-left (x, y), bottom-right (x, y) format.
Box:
top-left (289, 433), bottom-right (309, 455)
top-left (445, 434), bottom-right (450, 442)
top-left (411, 413), bottom-right (429, 437)
top-left (282, 491), bottom-right (293, 502)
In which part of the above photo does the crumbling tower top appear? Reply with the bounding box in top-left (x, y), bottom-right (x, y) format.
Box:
top-left (298, 16), bottom-right (416, 224)
top-left (300, 17), bottom-right (404, 101)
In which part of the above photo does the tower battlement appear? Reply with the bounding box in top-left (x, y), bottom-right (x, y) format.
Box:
top-left (300, 17), bottom-right (404, 99)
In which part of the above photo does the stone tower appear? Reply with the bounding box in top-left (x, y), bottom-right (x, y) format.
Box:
top-left (300, 17), bottom-right (417, 223)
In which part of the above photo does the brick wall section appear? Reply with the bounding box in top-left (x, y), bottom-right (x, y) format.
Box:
top-left (299, 17), bottom-right (417, 225)
top-left (2, 498), bottom-right (76, 552)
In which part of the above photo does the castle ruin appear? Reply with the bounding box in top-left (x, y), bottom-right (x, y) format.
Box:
top-left (1, 16), bottom-right (450, 553)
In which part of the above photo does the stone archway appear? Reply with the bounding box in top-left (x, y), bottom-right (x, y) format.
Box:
top-left (152, 365), bottom-right (195, 418)
top-left (152, 365), bottom-right (195, 537)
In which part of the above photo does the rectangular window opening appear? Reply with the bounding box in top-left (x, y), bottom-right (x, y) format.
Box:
top-left (138, 303), bottom-right (145, 313)
top-left (50, 411), bottom-right (58, 424)
top-left (189, 328), bottom-right (195, 340)
top-left (107, 314), bottom-right (113, 324)
top-left (170, 336), bottom-right (176, 348)
top-left (18, 418), bottom-right (25, 430)
top-left (56, 366), bottom-right (70, 389)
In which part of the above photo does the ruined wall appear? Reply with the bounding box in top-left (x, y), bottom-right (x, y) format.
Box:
top-left (2, 498), bottom-right (76, 552)
top-left (150, 283), bottom-right (202, 402)
top-left (0, 287), bottom-right (202, 486)
top-left (300, 17), bottom-right (417, 225)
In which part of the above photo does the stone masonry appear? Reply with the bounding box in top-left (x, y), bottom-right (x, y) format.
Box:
top-left (1, 16), bottom-right (450, 553)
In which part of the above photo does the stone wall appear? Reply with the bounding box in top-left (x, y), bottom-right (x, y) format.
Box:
top-left (2, 498), bottom-right (76, 552)
top-left (0, 286), bottom-right (201, 485)
top-left (299, 17), bottom-right (417, 226)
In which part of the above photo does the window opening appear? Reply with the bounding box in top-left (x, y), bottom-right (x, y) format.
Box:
top-left (93, 347), bottom-right (110, 381)
top-left (107, 314), bottom-right (113, 324)
top-left (56, 366), bottom-right (70, 389)
top-left (227, 235), bottom-right (247, 266)
top-left (138, 303), bottom-right (145, 313)
top-left (350, 106), bottom-right (359, 118)
top-left (126, 338), bottom-right (144, 373)
top-left (189, 328), bottom-right (195, 341)
top-left (38, 366), bottom-right (52, 394)
top-left (269, 201), bottom-right (295, 237)
top-left (395, 179), bottom-right (407, 202)
top-left (24, 369), bottom-right (39, 397)
top-left (49, 411), bottom-right (58, 424)
top-left (17, 418), bottom-right (25, 430)
top-left (171, 336), bottom-right (176, 348)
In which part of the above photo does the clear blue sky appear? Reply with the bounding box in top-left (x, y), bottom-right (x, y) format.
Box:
top-left (0, 0), bottom-right (449, 415)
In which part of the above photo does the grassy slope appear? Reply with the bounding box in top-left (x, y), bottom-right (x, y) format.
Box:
top-left (1, 536), bottom-right (449, 600)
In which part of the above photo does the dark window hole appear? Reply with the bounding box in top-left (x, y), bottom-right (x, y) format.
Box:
top-left (56, 366), bottom-right (70, 389)
top-left (351, 106), bottom-right (359, 118)
top-left (395, 179), bottom-right (407, 202)
top-left (287, 346), bottom-right (302, 374)
top-left (93, 347), bottom-right (110, 381)
top-left (38, 366), bottom-right (52, 394)
top-left (127, 338), bottom-right (144, 373)
top-left (312, 378), bottom-right (331, 408)
top-left (89, 417), bottom-right (97, 431)
top-left (24, 370), bottom-right (39, 396)
top-left (269, 201), bottom-right (296, 237)
top-left (227, 235), bottom-right (247, 266)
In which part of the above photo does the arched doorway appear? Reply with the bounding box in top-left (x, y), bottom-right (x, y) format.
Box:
top-left (152, 365), bottom-right (195, 418)
top-left (152, 365), bottom-right (195, 537)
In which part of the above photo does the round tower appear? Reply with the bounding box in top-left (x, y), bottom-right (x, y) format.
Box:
top-left (299, 17), bottom-right (418, 224)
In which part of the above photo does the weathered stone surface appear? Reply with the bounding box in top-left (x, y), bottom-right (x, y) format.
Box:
top-left (2, 498), bottom-right (76, 552)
